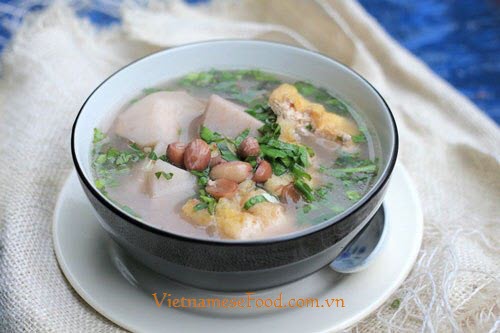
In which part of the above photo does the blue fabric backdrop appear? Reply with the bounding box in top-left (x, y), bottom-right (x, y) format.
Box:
top-left (0, 0), bottom-right (498, 124)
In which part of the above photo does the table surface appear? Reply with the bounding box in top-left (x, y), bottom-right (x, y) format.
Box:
top-left (0, 0), bottom-right (498, 124)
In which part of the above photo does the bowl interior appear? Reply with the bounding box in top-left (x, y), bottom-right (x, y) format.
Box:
top-left (73, 40), bottom-right (397, 239)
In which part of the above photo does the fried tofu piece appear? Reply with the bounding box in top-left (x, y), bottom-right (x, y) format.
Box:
top-left (269, 84), bottom-right (359, 142)
top-left (212, 185), bottom-right (286, 239)
top-left (277, 117), bottom-right (300, 143)
top-left (215, 198), bottom-right (262, 239)
top-left (309, 109), bottom-right (359, 141)
top-left (181, 199), bottom-right (214, 227)
top-left (264, 173), bottom-right (294, 196)
top-left (247, 201), bottom-right (286, 227)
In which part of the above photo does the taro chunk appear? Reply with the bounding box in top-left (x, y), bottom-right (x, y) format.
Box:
top-left (201, 95), bottom-right (262, 137)
top-left (145, 159), bottom-right (196, 199)
top-left (115, 91), bottom-right (205, 147)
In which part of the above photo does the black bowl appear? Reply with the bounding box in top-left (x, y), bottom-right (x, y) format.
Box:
top-left (71, 40), bottom-right (398, 291)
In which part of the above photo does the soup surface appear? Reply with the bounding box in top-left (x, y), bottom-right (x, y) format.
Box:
top-left (91, 69), bottom-right (379, 240)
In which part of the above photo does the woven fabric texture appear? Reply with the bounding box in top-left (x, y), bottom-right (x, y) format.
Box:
top-left (0, 1), bottom-right (498, 332)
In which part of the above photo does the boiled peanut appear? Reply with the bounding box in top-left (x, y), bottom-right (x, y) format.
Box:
top-left (238, 137), bottom-right (260, 158)
top-left (209, 161), bottom-right (252, 183)
top-left (205, 179), bottom-right (238, 199)
top-left (209, 155), bottom-right (224, 167)
top-left (166, 142), bottom-right (186, 167)
top-left (252, 160), bottom-right (272, 183)
top-left (280, 183), bottom-right (301, 203)
top-left (184, 139), bottom-right (211, 171)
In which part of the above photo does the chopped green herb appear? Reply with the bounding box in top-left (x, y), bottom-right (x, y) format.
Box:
top-left (294, 81), bottom-right (349, 115)
top-left (179, 69), bottom-right (280, 105)
top-left (270, 161), bottom-right (288, 176)
top-left (200, 126), bottom-right (223, 143)
top-left (346, 190), bottom-right (361, 201)
top-left (155, 171), bottom-right (173, 180)
top-left (158, 154), bottom-right (168, 162)
top-left (193, 202), bottom-right (208, 212)
top-left (217, 140), bottom-right (239, 161)
top-left (148, 151), bottom-right (158, 160)
top-left (303, 204), bottom-right (313, 214)
top-left (213, 81), bottom-right (240, 94)
top-left (142, 87), bottom-right (163, 95)
top-left (197, 175), bottom-right (209, 186)
top-left (190, 169), bottom-right (217, 215)
top-left (352, 133), bottom-right (367, 143)
top-left (95, 154), bottom-right (107, 164)
top-left (243, 195), bottom-right (269, 210)
top-left (390, 299), bottom-right (401, 310)
top-left (234, 128), bottom-right (250, 146)
top-left (314, 184), bottom-right (333, 200)
top-left (92, 135), bottom-right (147, 194)
top-left (95, 179), bottom-right (105, 190)
top-left (260, 145), bottom-right (288, 159)
top-left (199, 193), bottom-right (217, 215)
top-left (319, 153), bottom-right (378, 185)
top-left (331, 206), bottom-right (344, 214)
top-left (246, 104), bottom-right (277, 123)
top-left (93, 128), bottom-right (106, 144)
top-left (294, 179), bottom-right (315, 202)
top-left (291, 164), bottom-right (312, 181)
top-left (245, 156), bottom-right (258, 168)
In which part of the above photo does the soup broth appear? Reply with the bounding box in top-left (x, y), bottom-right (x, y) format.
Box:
top-left (91, 69), bottom-right (380, 240)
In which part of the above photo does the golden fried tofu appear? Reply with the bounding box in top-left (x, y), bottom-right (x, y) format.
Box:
top-left (238, 179), bottom-right (256, 193)
top-left (181, 199), bottom-right (214, 226)
top-left (264, 173), bottom-right (294, 196)
top-left (215, 198), bottom-right (262, 239)
top-left (277, 117), bottom-right (300, 143)
top-left (247, 202), bottom-right (286, 227)
top-left (269, 84), bottom-right (359, 142)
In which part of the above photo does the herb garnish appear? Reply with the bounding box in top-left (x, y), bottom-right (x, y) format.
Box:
top-left (255, 121), bottom-right (316, 201)
top-left (93, 128), bottom-right (106, 144)
top-left (352, 133), bottom-right (367, 143)
top-left (200, 126), bottom-right (250, 162)
top-left (148, 151), bottom-right (158, 160)
top-left (245, 103), bottom-right (277, 123)
top-left (179, 69), bottom-right (281, 105)
top-left (200, 126), bottom-right (224, 143)
top-left (234, 128), bottom-right (250, 146)
top-left (155, 171), bottom-right (173, 180)
top-left (243, 195), bottom-right (269, 210)
top-left (190, 169), bottom-right (217, 215)
top-left (92, 128), bottom-right (146, 194)
top-left (346, 190), bottom-right (361, 201)
top-left (217, 140), bottom-right (239, 161)
top-left (294, 81), bottom-right (349, 115)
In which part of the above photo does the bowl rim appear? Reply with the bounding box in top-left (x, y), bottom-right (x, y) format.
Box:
top-left (71, 39), bottom-right (399, 246)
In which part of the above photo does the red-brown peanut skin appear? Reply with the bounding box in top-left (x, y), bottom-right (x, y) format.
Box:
top-left (205, 179), bottom-right (238, 199)
top-left (184, 139), bottom-right (211, 171)
top-left (166, 142), bottom-right (186, 167)
top-left (209, 161), bottom-right (252, 183)
top-left (252, 160), bottom-right (272, 183)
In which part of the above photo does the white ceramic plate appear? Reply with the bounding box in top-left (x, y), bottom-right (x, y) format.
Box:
top-left (53, 163), bottom-right (422, 333)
